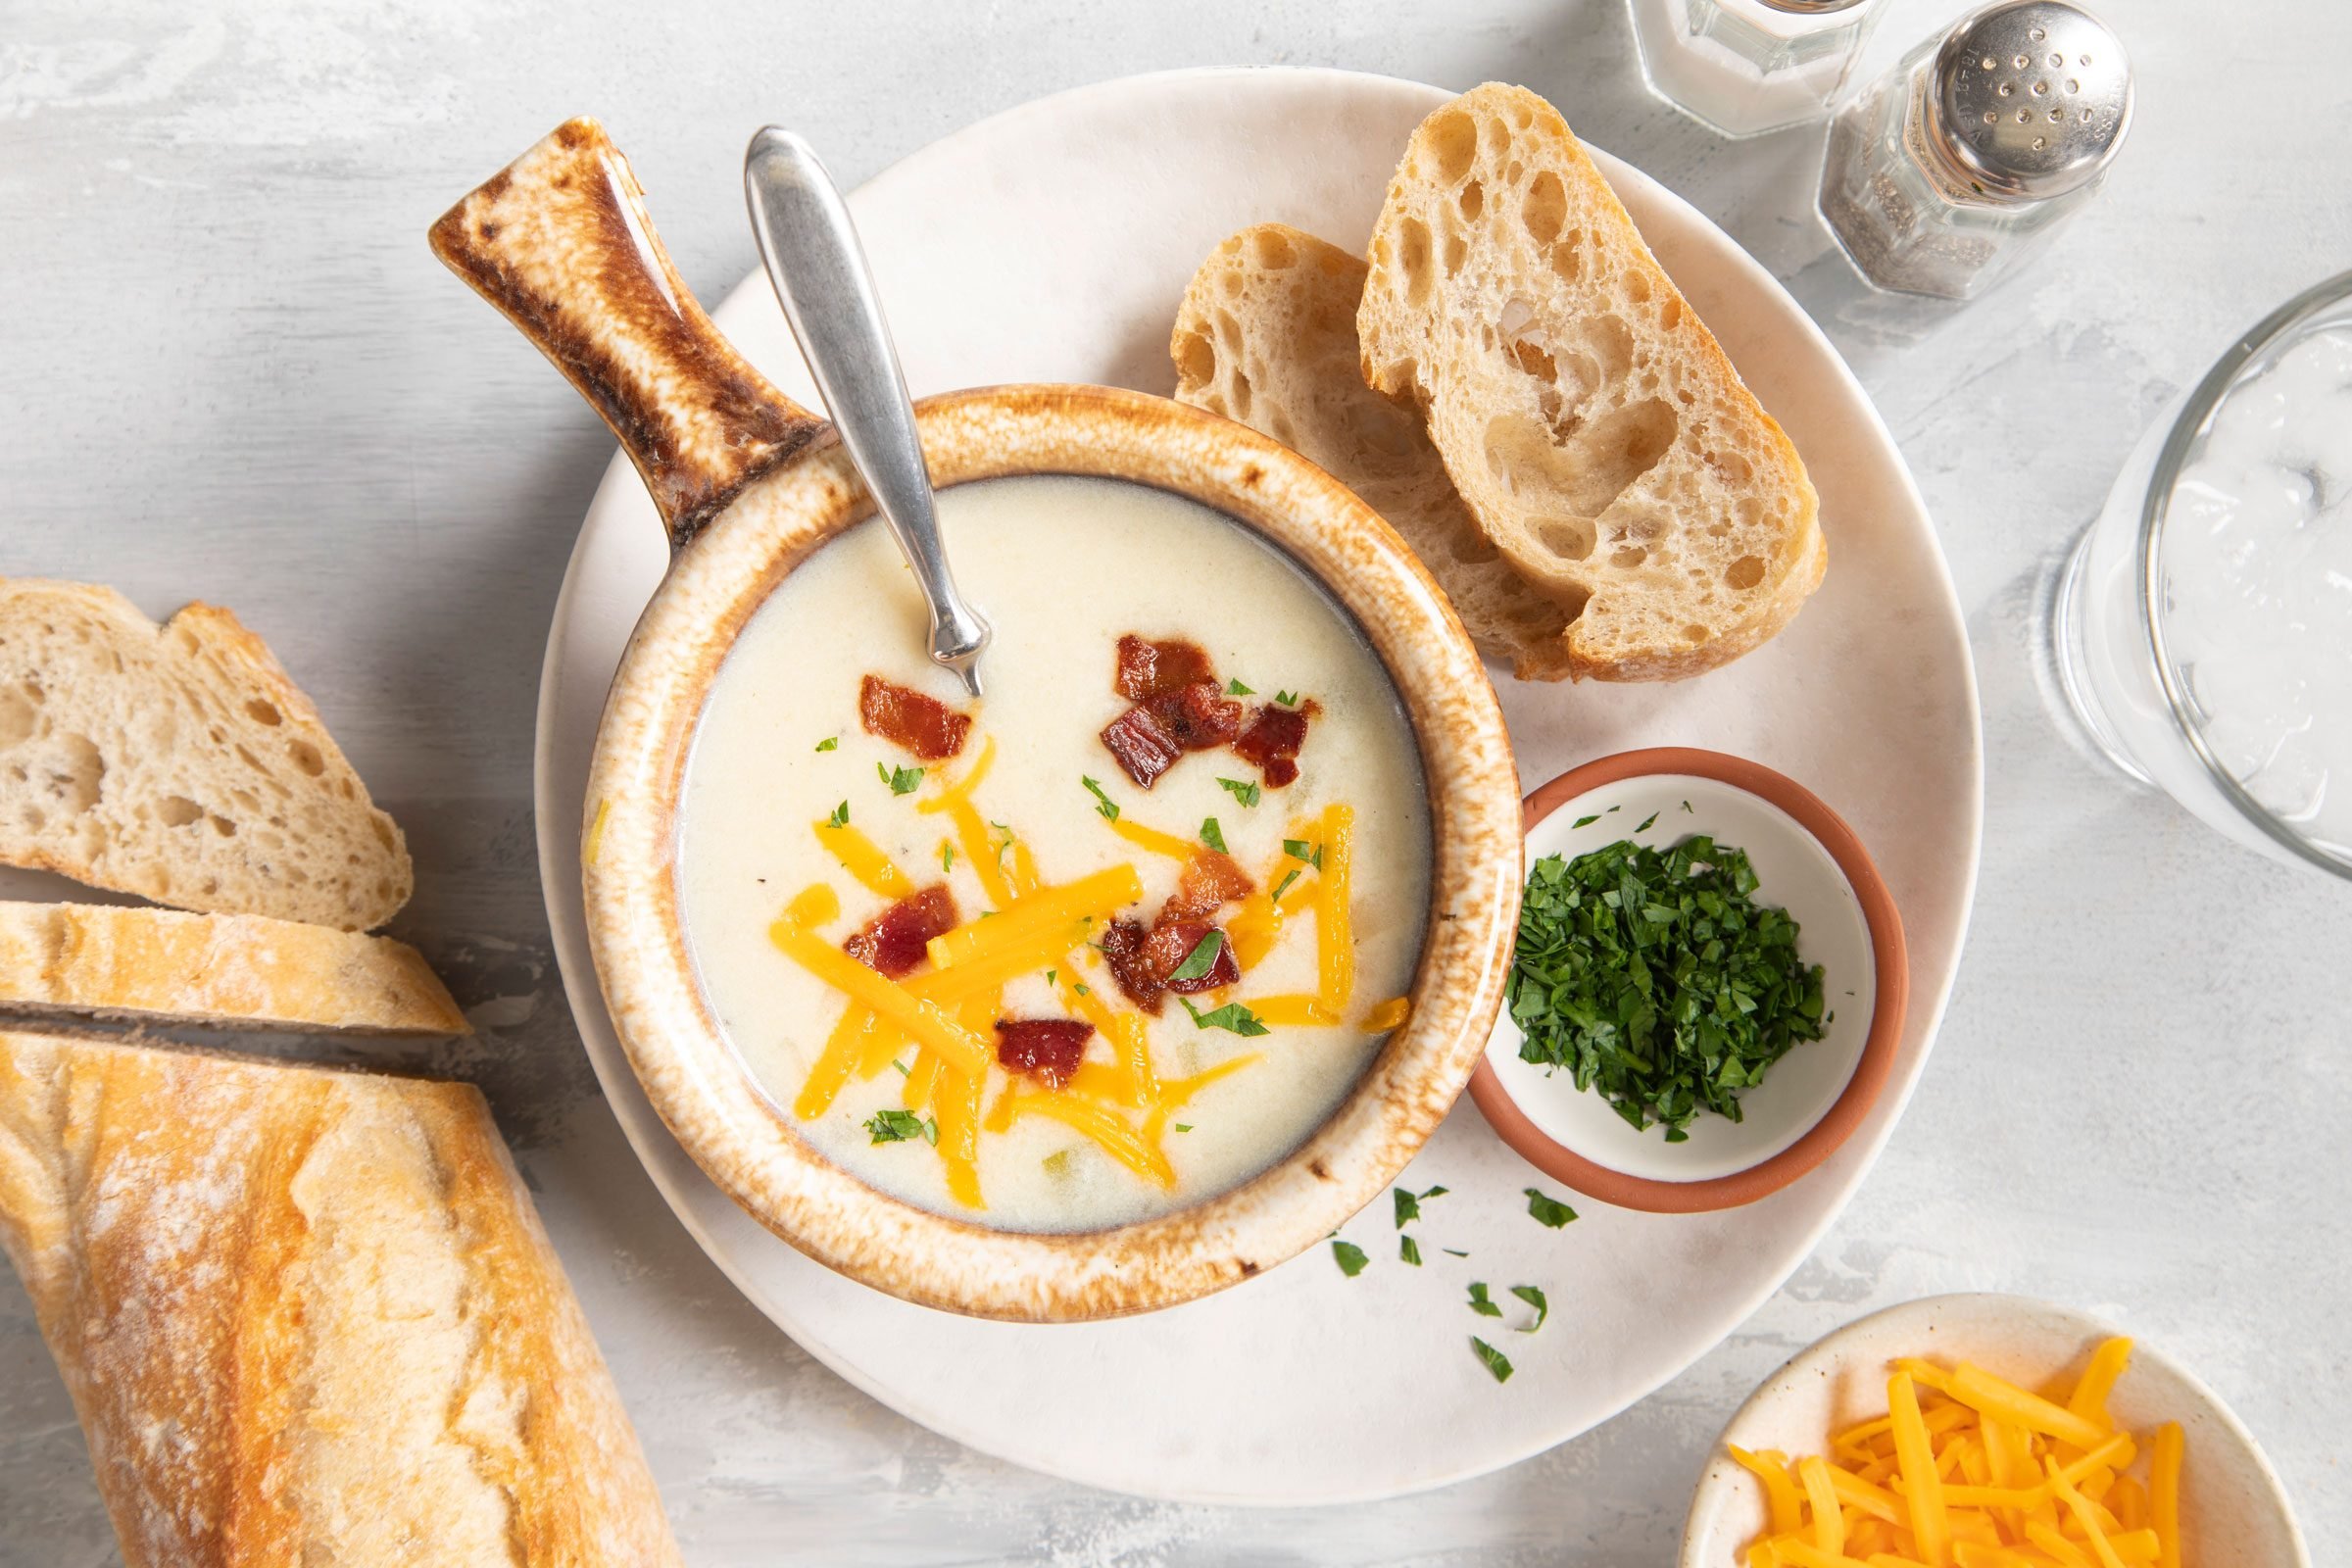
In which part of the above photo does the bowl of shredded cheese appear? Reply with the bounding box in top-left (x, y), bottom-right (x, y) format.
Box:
top-left (1681, 1293), bottom-right (2311, 1568)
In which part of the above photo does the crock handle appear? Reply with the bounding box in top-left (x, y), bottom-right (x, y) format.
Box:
top-left (429, 118), bottom-right (826, 549)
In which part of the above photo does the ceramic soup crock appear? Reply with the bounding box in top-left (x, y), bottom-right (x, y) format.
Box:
top-left (431, 119), bottom-right (1523, 1321)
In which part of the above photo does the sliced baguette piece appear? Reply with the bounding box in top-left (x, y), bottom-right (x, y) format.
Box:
top-left (1357, 82), bottom-right (1825, 681)
top-left (0, 580), bottom-right (412, 929)
top-left (0, 901), bottom-right (467, 1035)
top-left (1173, 223), bottom-right (1582, 680)
top-left (0, 1029), bottom-right (684, 1568)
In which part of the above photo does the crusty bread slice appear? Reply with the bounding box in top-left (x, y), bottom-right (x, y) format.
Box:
top-left (0, 901), bottom-right (466, 1036)
top-left (0, 580), bottom-right (411, 929)
top-left (0, 1029), bottom-right (684, 1568)
top-left (1172, 223), bottom-right (1582, 680)
top-left (1357, 83), bottom-right (1825, 681)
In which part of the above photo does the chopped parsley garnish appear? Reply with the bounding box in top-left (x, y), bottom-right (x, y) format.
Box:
top-left (1173, 1122), bottom-right (1193, 1133)
top-left (877, 761), bottom-right (923, 796)
top-left (1270, 867), bottom-right (1303, 902)
top-left (864, 1108), bottom-right (926, 1144)
top-left (922, 1116), bottom-right (940, 1146)
top-left (1524, 1188), bottom-right (1579, 1229)
top-left (1443, 1248), bottom-right (1470, 1258)
top-left (827, 801), bottom-right (851, 828)
top-left (814, 735), bottom-right (839, 752)
top-left (940, 842), bottom-right (956, 871)
top-left (1179, 997), bottom-right (1268, 1037)
top-left (1507, 837), bottom-right (1825, 1140)
top-left (1282, 838), bottom-right (1323, 868)
top-left (1510, 1285), bottom-right (1548, 1333)
top-left (1045, 968), bottom-right (1057, 988)
top-left (1572, 813), bottom-right (1600, 829)
top-left (1466, 1282), bottom-right (1503, 1318)
top-left (1167, 931), bottom-right (1227, 983)
top-left (1275, 690), bottom-right (1299, 706)
top-left (1635, 811), bottom-right (1659, 832)
top-left (1393, 1184), bottom-right (1447, 1228)
top-left (1681, 800), bottom-right (1694, 813)
top-left (990, 820), bottom-right (1016, 870)
top-left (1470, 1338), bottom-right (1514, 1384)
top-left (1217, 776), bottom-right (1261, 808)
top-left (1331, 1240), bottom-right (1369, 1277)
top-left (891, 1058), bottom-right (910, 1077)
top-left (1200, 817), bottom-right (1228, 854)
top-left (1073, 982), bottom-right (1092, 998)
top-left (1399, 1235), bottom-right (1422, 1266)
top-left (1081, 774), bottom-right (1120, 820)
top-left (1227, 677), bottom-right (1255, 696)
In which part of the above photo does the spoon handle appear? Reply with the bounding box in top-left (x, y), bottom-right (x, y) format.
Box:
top-left (744, 127), bottom-right (991, 695)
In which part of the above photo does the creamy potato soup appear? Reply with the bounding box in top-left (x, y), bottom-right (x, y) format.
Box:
top-left (677, 475), bottom-right (1431, 1232)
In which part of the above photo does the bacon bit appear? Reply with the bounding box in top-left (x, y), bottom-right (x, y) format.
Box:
top-left (1146, 682), bottom-right (1246, 752)
top-left (1101, 705), bottom-right (1184, 788)
top-left (858, 674), bottom-right (972, 760)
top-left (1232, 700), bottom-right (1319, 788)
top-left (1145, 920), bottom-right (1241, 994)
top-left (993, 1017), bottom-right (1095, 1089)
top-left (842, 885), bottom-right (959, 978)
top-left (1163, 849), bottom-right (1256, 922)
top-left (1099, 918), bottom-right (1164, 1012)
top-left (1113, 635), bottom-right (1217, 700)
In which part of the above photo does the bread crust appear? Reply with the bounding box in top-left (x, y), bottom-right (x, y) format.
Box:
top-left (1171, 222), bottom-right (1584, 680)
top-left (1357, 84), bottom-right (1825, 681)
top-left (0, 1030), bottom-right (681, 1566)
top-left (0, 579), bottom-right (413, 929)
top-left (0, 901), bottom-right (467, 1035)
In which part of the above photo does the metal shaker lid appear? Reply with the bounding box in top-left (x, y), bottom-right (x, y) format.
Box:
top-left (1934, 1), bottom-right (2132, 200)
top-left (1755, 0), bottom-right (1873, 12)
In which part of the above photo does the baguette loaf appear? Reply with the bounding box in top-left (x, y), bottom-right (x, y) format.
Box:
top-left (0, 1030), bottom-right (682, 1567)
top-left (1358, 83), bottom-right (1825, 681)
top-left (0, 901), bottom-right (467, 1035)
top-left (1172, 223), bottom-right (1582, 679)
top-left (0, 580), bottom-right (412, 929)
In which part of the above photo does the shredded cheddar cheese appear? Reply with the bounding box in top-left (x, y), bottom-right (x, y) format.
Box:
top-left (1104, 813), bottom-right (1200, 860)
top-left (1249, 993), bottom-right (1341, 1027)
top-left (1363, 995), bottom-right (1411, 1031)
top-left (768, 909), bottom-right (989, 1080)
top-left (813, 818), bottom-right (915, 897)
top-left (1314, 802), bottom-right (1355, 1013)
top-left (926, 864), bottom-right (1143, 970)
top-left (1731, 1340), bottom-right (2188, 1568)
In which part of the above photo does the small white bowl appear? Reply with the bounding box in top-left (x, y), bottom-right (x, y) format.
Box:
top-left (1468, 748), bottom-right (1905, 1212)
top-left (1681, 1293), bottom-right (2313, 1568)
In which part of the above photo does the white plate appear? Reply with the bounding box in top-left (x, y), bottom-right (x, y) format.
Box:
top-left (534, 66), bottom-right (1982, 1504)
top-left (1680, 1293), bottom-right (2313, 1567)
top-left (1491, 771), bottom-right (1879, 1186)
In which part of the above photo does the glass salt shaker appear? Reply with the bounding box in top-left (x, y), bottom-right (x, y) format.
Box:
top-left (1628, 0), bottom-right (1884, 140)
top-left (1819, 0), bottom-right (2131, 301)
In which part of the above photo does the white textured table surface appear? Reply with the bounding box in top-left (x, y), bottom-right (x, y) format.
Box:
top-left (3, 2), bottom-right (2346, 1563)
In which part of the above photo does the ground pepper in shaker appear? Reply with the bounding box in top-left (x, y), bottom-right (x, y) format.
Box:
top-left (1818, 0), bottom-right (2131, 300)
top-left (1629, 0), bottom-right (1883, 140)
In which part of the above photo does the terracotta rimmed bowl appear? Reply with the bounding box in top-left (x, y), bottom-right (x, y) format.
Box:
top-left (1682, 1293), bottom-right (2314, 1567)
top-left (1468, 747), bottom-right (1904, 1213)
top-left (430, 120), bottom-right (1522, 1321)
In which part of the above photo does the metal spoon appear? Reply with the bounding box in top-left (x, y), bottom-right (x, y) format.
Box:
top-left (744, 127), bottom-right (992, 697)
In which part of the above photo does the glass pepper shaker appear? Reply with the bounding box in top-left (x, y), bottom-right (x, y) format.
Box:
top-left (1818, 0), bottom-right (2132, 301)
top-left (1628, 0), bottom-right (1884, 140)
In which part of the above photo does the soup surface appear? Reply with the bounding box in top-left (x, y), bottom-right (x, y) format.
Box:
top-left (677, 475), bottom-right (1431, 1231)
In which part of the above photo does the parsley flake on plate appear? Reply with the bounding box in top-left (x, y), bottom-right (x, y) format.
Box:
top-left (1393, 1184), bottom-right (1447, 1228)
top-left (1507, 836), bottom-right (1826, 1139)
top-left (1399, 1235), bottom-right (1422, 1266)
top-left (1471, 1337), bottom-right (1514, 1384)
top-left (1467, 1282), bottom-right (1503, 1318)
top-left (1331, 1240), bottom-right (1369, 1277)
top-left (1524, 1188), bottom-right (1579, 1229)
top-left (1510, 1285), bottom-right (1548, 1333)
